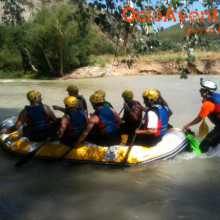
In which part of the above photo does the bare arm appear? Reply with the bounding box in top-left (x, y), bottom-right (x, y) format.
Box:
top-left (74, 115), bottom-right (98, 146)
top-left (45, 105), bottom-right (57, 123)
top-left (111, 108), bottom-right (122, 125)
top-left (183, 115), bottom-right (203, 129)
top-left (57, 115), bottom-right (69, 139)
top-left (157, 90), bottom-right (173, 116)
top-left (52, 105), bottom-right (65, 113)
top-left (135, 128), bottom-right (157, 135)
top-left (123, 103), bottom-right (140, 121)
top-left (2, 109), bottom-right (26, 134)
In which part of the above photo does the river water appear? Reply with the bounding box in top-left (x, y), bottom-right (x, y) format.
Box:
top-left (0, 75), bottom-right (220, 220)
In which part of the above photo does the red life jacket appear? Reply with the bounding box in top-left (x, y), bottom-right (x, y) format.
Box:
top-left (207, 93), bottom-right (220, 125)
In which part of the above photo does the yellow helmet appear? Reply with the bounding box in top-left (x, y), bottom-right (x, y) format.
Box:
top-left (122, 90), bottom-right (133, 98)
top-left (64, 96), bottom-right (78, 108)
top-left (90, 93), bottom-right (104, 104)
top-left (95, 90), bottom-right (106, 98)
top-left (142, 89), bottom-right (159, 102)
top-left (67, 85), bottom-right (79, 92)
top-left (27, 90), bottom-right (41, 101)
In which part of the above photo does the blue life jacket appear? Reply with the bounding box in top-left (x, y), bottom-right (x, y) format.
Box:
top-left (95, 107), bottom-right (120, 135)
top-left (207, 93), bottom-right (220, 125)
top-left (26, 104), bottom-right (51, 133)
top-left (65, 110), bottom-right (86, 137)
top-left (78, 96), bottom-right (87, 111)
top-left (144, 105), bottom-right (169, 136)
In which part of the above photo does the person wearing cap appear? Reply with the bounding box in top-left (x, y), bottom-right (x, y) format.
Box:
top-left (2, 91), bottom-right (57, 142)
top-left (121, 90), bottom-right (142, 144)
top-left (74, 93), bottom-right (122, 147)
top-left (95, 90), bottom-right (113, 108)
top-left (135, 89), bottom-right (170, 146)
top-left (55, 96), bottom-right (88, 145)
top-left (53, 84), bottom-right (88, 116)
top-left (184, 78), bottom-right (220, 153)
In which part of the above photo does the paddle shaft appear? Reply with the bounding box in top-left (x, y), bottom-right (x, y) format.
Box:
top-left (121, 116), bottom-right (145, 167)
top-left (15, 141), bottom-right (47, 167)
top-left (118, 107), bottom-right (124, 116)
top-left (58, 145), bottom-right (76, 160)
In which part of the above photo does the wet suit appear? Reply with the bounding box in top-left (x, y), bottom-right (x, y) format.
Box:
top-left (199, 93), bottom-right (220, 152)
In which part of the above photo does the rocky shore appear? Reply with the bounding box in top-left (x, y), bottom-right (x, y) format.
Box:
top-left (60, 58), bottom-right (220, 80)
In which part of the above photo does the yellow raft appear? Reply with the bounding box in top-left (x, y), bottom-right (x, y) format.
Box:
top-left (0, 117), bottom-right (189, 165)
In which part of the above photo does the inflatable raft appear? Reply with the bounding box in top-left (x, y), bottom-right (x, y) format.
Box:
top-left (0, 117), bottom-right (189, 166)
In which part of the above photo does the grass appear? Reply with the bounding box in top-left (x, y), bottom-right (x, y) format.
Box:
top-left (0, 71), bottom-right (23, 79)
top-left (89, 55), bottom-right (113, 67)
top-left (23, 73), bottom-right (54, 80)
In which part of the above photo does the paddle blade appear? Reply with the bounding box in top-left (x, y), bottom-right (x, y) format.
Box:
top-left (186, 134), bottom-right (202, 155)
top-left (199, 119), bottom-right (209, 138)
top-left (15, 142), bottom-right (46, 167)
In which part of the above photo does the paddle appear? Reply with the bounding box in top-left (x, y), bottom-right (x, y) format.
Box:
top-left (121, 115), bottom-right (146, 168)
top-left (186, 133), bottom-right (202, 155)
top-left (199, 119), bottom-right (209, 138)
top-left (118, 107), bottom-right (124, 116)
top-left (57, 143), bottom-right (77, 161)
top-left (15, 141), bottom-right (47, 167)
top-left (183, 128), bottom-right (202, 154)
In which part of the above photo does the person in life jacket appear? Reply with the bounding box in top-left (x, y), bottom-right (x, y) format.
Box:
top-left (135, 89), bottom-right (170, 146)
top-left (121, 90), bottom-right (142, 144)
top-left (184, 78), bottom-right (220, 153)
top-left (74, 93), bottom-right (122, 147)
top-left (95, 90), bottom-right (113, 108)
top-left (55, 96), bottom-right (88, 145)
top-left (2, 90), bottom-right (57, 142)
top-left (52, 84), bottom-right (88, 116)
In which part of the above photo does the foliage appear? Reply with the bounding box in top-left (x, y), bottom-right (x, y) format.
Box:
top-left (0, 2), bottom-right (115, 78)
top-left (1, 0), bottom-right (220, 78)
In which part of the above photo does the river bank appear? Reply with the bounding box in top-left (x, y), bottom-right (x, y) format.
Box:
top-left (60, 58), bottom-right (220, 80)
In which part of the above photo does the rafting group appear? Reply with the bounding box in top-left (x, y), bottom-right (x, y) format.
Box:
top-left (1, 78), bottom-right (220, 154)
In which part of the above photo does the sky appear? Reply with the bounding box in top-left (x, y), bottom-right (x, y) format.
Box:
top-left (86, 0), bottom-right (220, 29)
top-left (158, 1), bottom-right (211, 29)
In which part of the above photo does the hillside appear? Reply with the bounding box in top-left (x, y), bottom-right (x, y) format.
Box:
top-left (157, 15), bottom-right (220, 43)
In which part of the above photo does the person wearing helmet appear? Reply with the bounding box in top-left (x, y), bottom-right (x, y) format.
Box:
top-left (135, 89), bottom-right (170, 146)
top-left (95, 90), bottom-right (113, 108)
top-left (54, 96), bottom-right (88, 145)
top-left (184, 78), bottom-right (220, 153)
top-left (53, 84), bottom-right (88, 116)
top-left (2, 90), bottom-right (57, 142)
top-left (121, 90), bottom-right (142, 144)
top-left (74, 93), bottom-right (122, 147)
